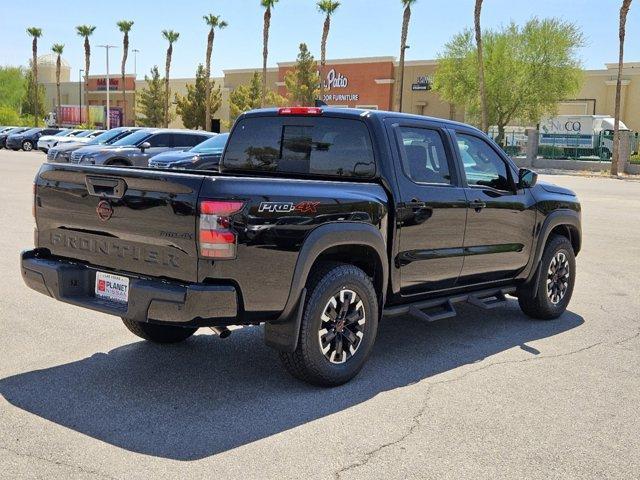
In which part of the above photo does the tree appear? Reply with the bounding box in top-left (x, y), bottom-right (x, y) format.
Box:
top-left (395, 0), bottom-right (416, 112)
top-left (203, 14), bottom-right (228, 132)
top-left (317, 1), bottom-right (340, 101)
top-left (284, 43), bottom-right (320, 106)
top-left (175, 64), bottom-right (222, 130)
top-left (261, 0), bottom-right (279, 106)
top-left (611, 0), bottom-right (633, 176)
top-left (229, 71), bottom-right (286, 124)
top-left (21, 69), bottom-right (46, 123)
top-left (137, 66), bottom-right (165, 127)
top-left (0, 66), bottom-right (26, 111)
top-left (117, 20), bottom-right (134, 126)
top-left (51, 44), bottom-right (64, 115)
top-left (76, 25), bottom-right (96, 124)
top-left (434, 19), bottom-right (584, 145)
top-left (162, 30), bottom-right (180, 128)
top-left (26, 27), bottom-right (42, 126)
top-left (474, 0), bottom-right (488, 133)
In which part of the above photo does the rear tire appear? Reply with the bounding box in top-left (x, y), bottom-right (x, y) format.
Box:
top-left (122, 318), bottom-right (198, 344)
top-left (279, 262), bottom-right (379, 387)
top-left (517, 234), bottom-right (576, 320)
top-left (22, 140), bottom-right (34, 151)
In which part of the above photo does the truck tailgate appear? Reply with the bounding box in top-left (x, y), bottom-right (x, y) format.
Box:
top-left (35, 164), bottom-right (205, 283)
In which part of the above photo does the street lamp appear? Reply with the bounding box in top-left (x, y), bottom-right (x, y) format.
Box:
top-left (132, 49), bottom-right (140, 126)
top-left (79, 69), bottom-right (84, 124)
top-left (399, 45), bottom-right (410, 113)
top-left (98, 45), bottom-right (117, 129)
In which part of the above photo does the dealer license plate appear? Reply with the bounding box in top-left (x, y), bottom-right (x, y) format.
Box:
top-left (95, 272), bottom-right (130, 304)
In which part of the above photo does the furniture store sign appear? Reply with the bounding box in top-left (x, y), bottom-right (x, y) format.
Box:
top-left (322, 69), bottom-right (359, 102)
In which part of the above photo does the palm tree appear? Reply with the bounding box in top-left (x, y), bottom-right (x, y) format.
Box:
top-left (162, 30), bottom-right (180, 128)
top-left (260, 0), bottom-right (279, 106)
top-left (203, 14), bottom-right (228, 131)
top-left (27, 27), bottom-right (43, 126)
top-left (611, 0), bottom-right (633, 176)
top-left (395, 0), bottom-right (416, 112)
top-left (117, 20), bottom-right (134, 126)
top-left (474, 0), bottom-right (488, 132)
top-left (51, 43), bottom-right (64, 116)
top-left (317, 1), bottom-right (340, 101)
top-left (76, 25), bottom-right (96, 124)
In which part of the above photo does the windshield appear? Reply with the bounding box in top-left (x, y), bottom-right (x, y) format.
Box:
top-left (54, 129), bottom-right (73, 137)
top-left (111, 130), bottom-right (153, 146)
top-left (21, 128), bottom-right (41, 135)
top-left (87, 129), bottom-right (129, 145)
top-left (191, 133), bottom-right (229, 153)
top-left (6, 127), bottom-right (28, 135)
top-left (76, 130), bottom-right (96, 138)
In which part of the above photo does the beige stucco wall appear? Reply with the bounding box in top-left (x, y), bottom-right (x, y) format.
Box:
top-left (395, 61), bottom-right (465, 122)
top-left (558, 63), bottom-right (640, 131)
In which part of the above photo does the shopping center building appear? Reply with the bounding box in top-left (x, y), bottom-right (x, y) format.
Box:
top-left (39, 55), bottom-right (640, 132)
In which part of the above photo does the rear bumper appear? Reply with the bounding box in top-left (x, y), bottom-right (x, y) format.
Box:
top-left (21, 249), bottom-right (238, 325)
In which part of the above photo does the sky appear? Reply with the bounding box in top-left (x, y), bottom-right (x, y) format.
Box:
top-left (1, 0), bottom-right (637, 80)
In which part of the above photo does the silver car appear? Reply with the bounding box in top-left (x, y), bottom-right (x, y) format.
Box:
top-left (72, 129), bottom-right (214, 167)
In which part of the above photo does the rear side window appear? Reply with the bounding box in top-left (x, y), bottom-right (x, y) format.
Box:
top-left (223, 117), bottom-right (376, 178)
top-left (397, 127), bottom-right (452, 185)
top-left (176, 133), bottom-right (209, 147)
top-left (147, 133), bottom-right (174, 147)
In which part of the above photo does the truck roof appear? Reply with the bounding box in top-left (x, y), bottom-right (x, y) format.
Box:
top-left (241, 107), bottom-right (481, 133)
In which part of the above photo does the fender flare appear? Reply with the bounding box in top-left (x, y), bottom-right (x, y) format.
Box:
top-left (264, 222), bottom-right (388, 352)
top-left (525, 209), bottom-right (581, 287)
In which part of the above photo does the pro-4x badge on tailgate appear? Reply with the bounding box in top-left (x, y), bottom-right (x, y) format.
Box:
top-left (258, 201), bottom-right (320, 214)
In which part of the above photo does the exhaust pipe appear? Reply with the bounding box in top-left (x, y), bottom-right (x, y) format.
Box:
top-left (210, 326), bottom-right (232, 339)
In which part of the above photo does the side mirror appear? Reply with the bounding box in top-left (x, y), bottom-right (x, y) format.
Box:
top-left (139, 141), bottom-right (151, 152)
top-left (518, 168), bottom-right (538, 188)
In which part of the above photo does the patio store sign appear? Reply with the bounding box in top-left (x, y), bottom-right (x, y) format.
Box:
top-left (322, 69), bottom-right (359, 102)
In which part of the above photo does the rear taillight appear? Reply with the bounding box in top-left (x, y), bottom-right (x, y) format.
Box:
top-left (199, 200), bottom-right (244, 259)
top-left (278, 107), bottom-right (322, 116)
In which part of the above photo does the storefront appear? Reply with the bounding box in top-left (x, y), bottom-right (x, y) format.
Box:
top-left (277, 57), bottom-right (396, 110)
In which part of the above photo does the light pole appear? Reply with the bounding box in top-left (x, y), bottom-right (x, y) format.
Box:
top-left (98, 45), bottom-right (117, 129)
top-left (132, 49), bottom-right (140, 126)
top-left (79, 69), bottom-right (84, 124)
top-left (399, 44), bottom-right (410, 113)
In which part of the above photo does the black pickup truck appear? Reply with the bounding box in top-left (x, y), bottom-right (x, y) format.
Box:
top-left (21, 107), bottom-right (581, 386)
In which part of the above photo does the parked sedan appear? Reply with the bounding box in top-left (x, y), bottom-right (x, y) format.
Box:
top-left (54, 129), bottom-right (104, 146)
top-left (149, 133), bottom-right (229, 170)
top-left (0, 127), bottom-right (30, 149)
top-left (48, 127), bottom-right (141, 163)
top-left (73, 129), bottom-right (214, 167)
top-left (37, 129), bottom-right (88, 153)
top-left (6, 128), bottom-right (63, 151)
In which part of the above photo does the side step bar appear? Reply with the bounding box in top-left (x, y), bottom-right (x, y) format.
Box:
top-left (383, 287), bottom-right (516, 323)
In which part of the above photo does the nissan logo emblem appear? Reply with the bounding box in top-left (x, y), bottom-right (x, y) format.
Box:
top-left (96, 200), bottom-right (113, 222)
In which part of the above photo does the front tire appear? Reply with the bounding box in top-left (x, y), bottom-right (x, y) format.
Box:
top-left (279, 263), bottom-right (379, 387)
top-left (517, 234), bottom-right (576, 320)
top-left (22, 140), bottom-right (34, 151)
top-left (122, 318), bottom-right (198, 344)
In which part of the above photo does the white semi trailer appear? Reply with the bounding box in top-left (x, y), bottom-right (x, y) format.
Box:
top-left (539, 115), bottom-right (632, 159)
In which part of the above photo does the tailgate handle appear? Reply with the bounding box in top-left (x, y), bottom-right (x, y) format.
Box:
top-left (85, 176), bottom-right (127, 199)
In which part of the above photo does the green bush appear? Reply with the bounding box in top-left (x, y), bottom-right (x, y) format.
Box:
top-left (0, 105), bottom-right (20, 126)
top-left (630, 154), bottom-right (640, 165)
top-left (538, 145), bottom-right (566, 158)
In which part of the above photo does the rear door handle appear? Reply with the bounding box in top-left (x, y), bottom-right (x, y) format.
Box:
top-left (469, 200), bottom-right (486, 212)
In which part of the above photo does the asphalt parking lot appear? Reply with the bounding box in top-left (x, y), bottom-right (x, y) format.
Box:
top-left (0, 149), bottom-right (638, 479)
